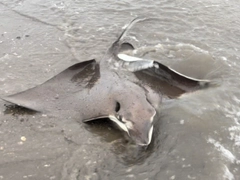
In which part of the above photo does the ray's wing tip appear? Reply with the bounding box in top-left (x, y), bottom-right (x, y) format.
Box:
top-left (1, 96), bottom-right (41, 112)
top-left (200, 79), bottom-right (221, 88)
top-left (2, 95), bottom-right (22, 107)
top-left (1, 96), bottom-right (14, 104)
top-left (1, 95), bottom-right (23, 109)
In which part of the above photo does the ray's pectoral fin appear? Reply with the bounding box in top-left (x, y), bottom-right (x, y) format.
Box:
top-left (2, 59), bottom-right (99, 112)
top-left (146, 61), bottom-right (211, 92)
top-left (118, 53), bottom-right (211, 97)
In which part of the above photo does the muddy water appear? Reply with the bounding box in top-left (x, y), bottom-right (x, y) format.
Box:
top-left (0, 0), bottom-right (240, 179)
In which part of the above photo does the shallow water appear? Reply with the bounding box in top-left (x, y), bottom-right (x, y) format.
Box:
top-left (0, 0), bottom-right (240, 179)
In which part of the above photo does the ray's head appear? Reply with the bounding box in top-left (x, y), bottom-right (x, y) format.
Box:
top-left (109, 95), bottom-right (156, 146)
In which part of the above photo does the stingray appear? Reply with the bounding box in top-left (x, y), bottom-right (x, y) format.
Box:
top-left (2, 18), bottom-right (210, 146)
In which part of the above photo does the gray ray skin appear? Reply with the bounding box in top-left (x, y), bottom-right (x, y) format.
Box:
top-left (2, 18), bottom-right (210, 146)
top-left (117, 53), bottom-right (211, 91)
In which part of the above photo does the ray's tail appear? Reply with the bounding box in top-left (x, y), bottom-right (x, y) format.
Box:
top-left (109, 17), bottom-right (147, 53)
top-left (115, 17), bottom-right (146, 43)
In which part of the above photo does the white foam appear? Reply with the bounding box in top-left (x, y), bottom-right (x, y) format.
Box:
top-left (180, 119), bottom-right (185, 124)
top-left (223, 165), bottom-right (235, 180)
top-left (229, 126), bottom-right (240, 147)
top-left (207, 138), bottom-right (236, 163)
top-left (130, 36), bottom-right (139, 42)
top-left (223, 101), bottom-right (240, 125)
top-left (232, 96), bottom-right (240, 104)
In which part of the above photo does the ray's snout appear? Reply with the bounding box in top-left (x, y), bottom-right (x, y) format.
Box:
top-left (117, 105), bottom-right (156, 146)
top-left (129, 121), bottom-right (154, 146)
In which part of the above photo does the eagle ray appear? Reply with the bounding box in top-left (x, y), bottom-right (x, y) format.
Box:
top-left (2, 18), bottom-right (211, 146)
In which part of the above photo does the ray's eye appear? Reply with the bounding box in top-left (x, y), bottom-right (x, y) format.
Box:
top-left (115, 101), bottom-right (121, 113)
top-left (115, 102), bottom-right (124, 123)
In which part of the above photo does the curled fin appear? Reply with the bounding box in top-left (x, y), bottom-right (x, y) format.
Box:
top-left (118, 53), bottom-right (211, 93)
